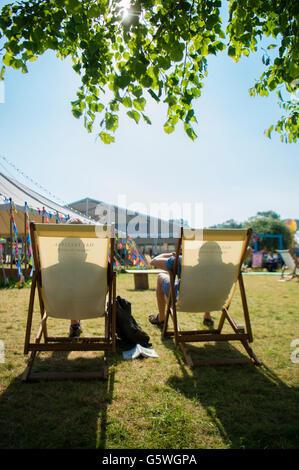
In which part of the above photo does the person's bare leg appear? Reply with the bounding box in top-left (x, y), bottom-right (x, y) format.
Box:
top-left (156, 273), bottom-right (168, 322)
top-left (203, 311), bottom-right (214, 327)
top-left (69, 319), bottom-right (82, 337)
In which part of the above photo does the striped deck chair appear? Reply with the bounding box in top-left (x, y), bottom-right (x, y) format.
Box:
top-left (277, 249), bottom-right (299, 281)
top-left (163, 228), bottom-right (261, 368)
top-left (23, 223), bottom-right (116, 382)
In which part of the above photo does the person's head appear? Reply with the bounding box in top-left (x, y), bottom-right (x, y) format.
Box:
top-left (198, 241), bottom-right (222, 264)
top-left (59, 218), bottom-right (85, 262)
top-left (67, 217), bottom-right (83, 225)
top-left (58, 238), bottom-right (87, 263)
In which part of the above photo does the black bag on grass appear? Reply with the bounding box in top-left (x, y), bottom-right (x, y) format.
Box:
top-left (115, 296), bottom-right (151, 347)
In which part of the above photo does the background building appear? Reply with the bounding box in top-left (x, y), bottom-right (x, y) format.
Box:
top-left (67, 197), bottom-right (183, 255)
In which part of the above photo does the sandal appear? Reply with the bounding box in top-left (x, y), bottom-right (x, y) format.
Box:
top-left (203, 318), bottom-right (214, 328)
top-left (148, 314), bottom-right (164, 326)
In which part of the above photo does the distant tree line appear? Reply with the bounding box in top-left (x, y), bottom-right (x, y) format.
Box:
top-left (210, 211), bottom-right (293, 250)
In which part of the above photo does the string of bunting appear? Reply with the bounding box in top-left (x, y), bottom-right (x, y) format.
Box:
top-left (10, 210), bottom-right (25, 283)
top-left (24, 202), bottom-right (70, 223)
top-left (25, 204), bottom-right (33, 277)
top-left (0, 238), bottom-right (8, 284)
top-left (2, 197), bottom-right (149, 277)
top-left (114, 233), bottom-right (149, 270)
top-left (0, 239), bottom-right (5, 266)
top-left (0, 155), bottom-right (96, 223)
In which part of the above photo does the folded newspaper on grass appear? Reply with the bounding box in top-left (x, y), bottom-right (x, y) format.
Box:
top-left (123, 344), bottom-right (159, 360)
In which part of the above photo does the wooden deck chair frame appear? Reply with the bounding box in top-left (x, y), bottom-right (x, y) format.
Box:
top-left (277, 249), bottom-right (299, 281)
top-left (22, 222), bottom-right (116, 382)
top-left (163, 227), bottom-right (261, 368)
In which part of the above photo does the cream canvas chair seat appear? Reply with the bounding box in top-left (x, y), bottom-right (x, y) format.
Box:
top-left (22, 223), bottom-right (116, 382)
top-left (163, 228), bottom-right (261, 367)
top-left (277, 249), bottom-right (299, 281)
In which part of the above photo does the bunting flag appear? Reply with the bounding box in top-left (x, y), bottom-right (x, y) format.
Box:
top-left (0, 240), bottom-right (8, 284)
top-left (0, 240), bottom-right (5, 264)
top-left (25, 205), bottom-right (33, 277)
top-left (113, 233), bottom-right (149, 270)
top-left (10, 211), bottom-right (24, 283)
top-left (4, 196), bottom-right (149, 280)
top-left (23, 202), bottom-right (70, 223)
top-left (285, 219), bottom-right (297, 232)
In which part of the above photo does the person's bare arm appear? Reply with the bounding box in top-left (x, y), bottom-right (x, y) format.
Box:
top-left (150, 252), bottom-right (174, 270)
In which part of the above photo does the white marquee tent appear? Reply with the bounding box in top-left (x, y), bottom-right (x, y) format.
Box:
top-left (0, 171), bottom-right (93, 237)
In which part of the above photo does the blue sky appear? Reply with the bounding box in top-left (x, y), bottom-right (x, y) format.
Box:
top-left (0, 3), bottom-right (298, 227)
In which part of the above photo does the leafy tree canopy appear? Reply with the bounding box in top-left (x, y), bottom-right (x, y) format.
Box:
top-left (254, 210), bottom-right (281, 219)
top-left (0, 0), bottom-right (298, 144)
top-left (243, 212), bottom-right (292, 249)
top-left (210, 218), bottom-right (243, 228)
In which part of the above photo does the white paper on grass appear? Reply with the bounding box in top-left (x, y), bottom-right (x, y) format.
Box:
top-left (122, 344), bottom-right (159, 360)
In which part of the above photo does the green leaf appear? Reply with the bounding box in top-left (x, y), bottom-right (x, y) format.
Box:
top-left (105, 112), bottom-right (118, 132)
top-left (169, 42), bottom-right (185, 62)
top-left (0, 66), bottom-right (5, 80)
top-left (86, 121), bottom-right (93, 133)
top-left (132, 86), bottom-right (143, 98)
top-left (87, 5), bottom-right (100, 18)
top-left (90, 102), bottom-right (104, 113)
top-left (227, 45), bottom-right (236, 58)
top-left (72, 108), bottom-right (82, 119)
top-left (142, 113), bottom-right (152, 125)
top-left (115, 74), bottom-right (131, 89)
top-left (140, 74), bottom-right (153, 88)
top-left (122, 97), bottom-right (132, 108)
top-left (268, 78), bottom-right (278, 91)
top-left (133, 97), bottom-right (146, 111)
top-left (127, 110), bottom-right (140, 124)
top-left (184, 122), bottom-right (197, 140)
top-left (185, 126), bottom-right (197, 141)
top-left (65, 0), bottom-right (81, 14)
top-left (164, 122), bottom-right (175, 134)
top-left (99, 132), bottom-right (115, 144)
top-left (3, 53), bottom-right (13, 67)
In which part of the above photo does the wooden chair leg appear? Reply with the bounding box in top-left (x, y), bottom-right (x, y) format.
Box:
top-left (240, 340), bottom-right (262, 365)
top-left (179, 342), bottom-right (194, 367)
top-left (217, 309), bottom-right (226, 334)
top-left (24, 274), bottom-right (37, 354)
top-left (22, 350), bottom-right (37, 382)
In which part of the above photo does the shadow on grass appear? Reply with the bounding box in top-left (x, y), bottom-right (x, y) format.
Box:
top-left (0, 351), bottom-right (123, 449)
top-left (164, 339), bottom-right (299, 449)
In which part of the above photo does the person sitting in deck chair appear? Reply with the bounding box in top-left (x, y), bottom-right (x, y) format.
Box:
top-left (67, 217), bottom-right (112, 337)
top-left (66, 218), bottom-right (85, 337)
top-left (148, 252), bottom-right (214, 327)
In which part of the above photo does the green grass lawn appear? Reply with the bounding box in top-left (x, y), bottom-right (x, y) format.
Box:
top-left (0, 273), bottom-right (298, 449)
